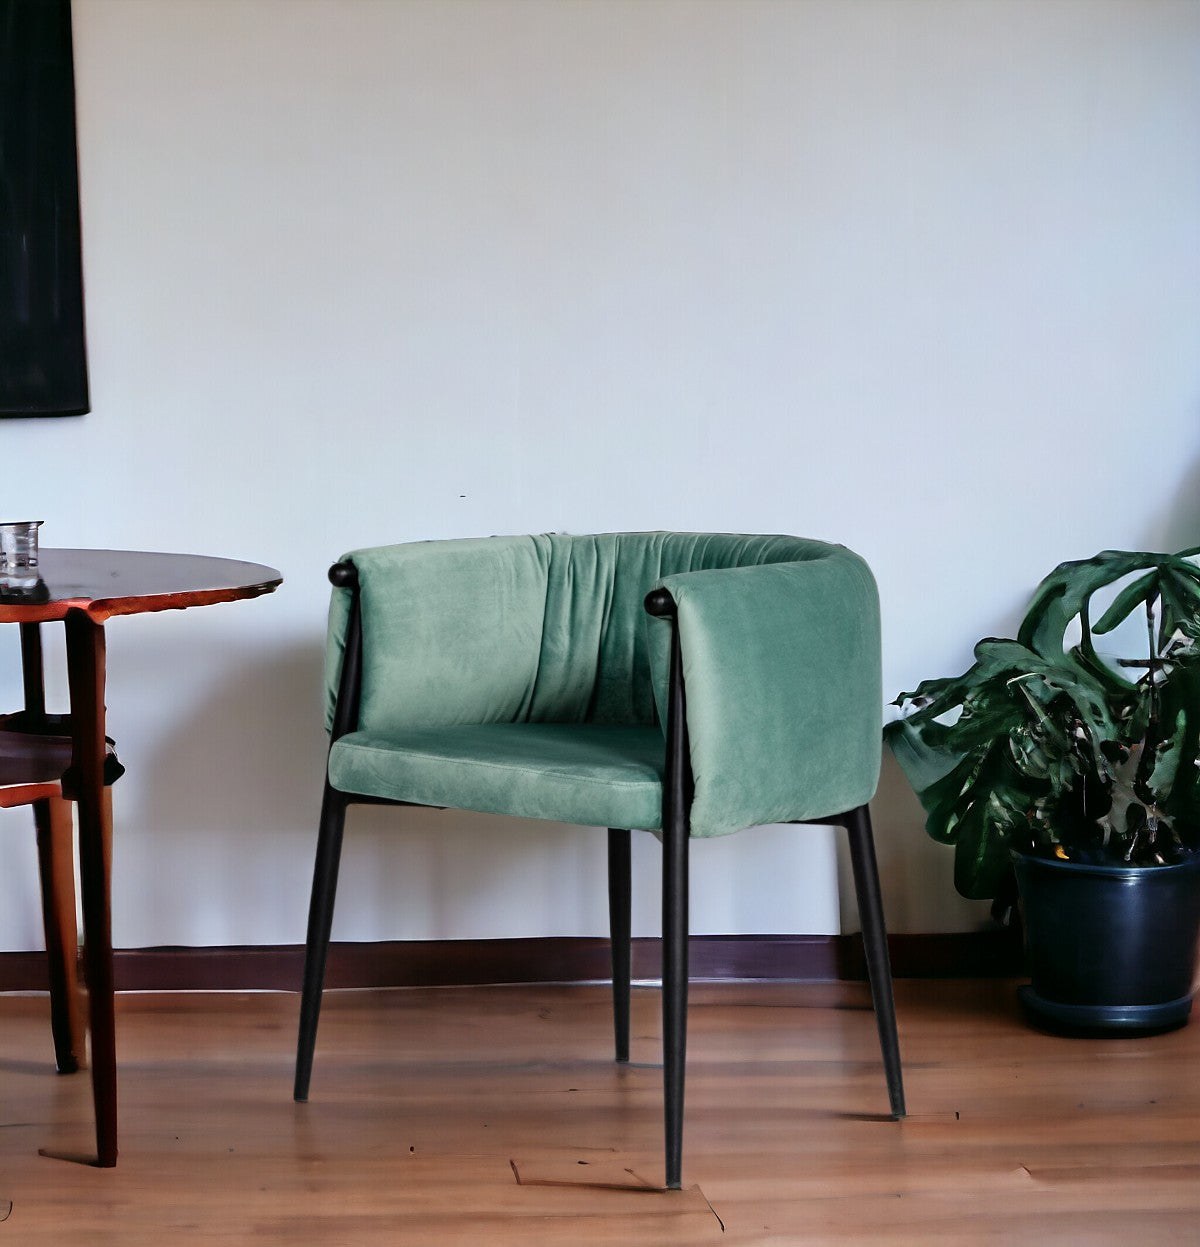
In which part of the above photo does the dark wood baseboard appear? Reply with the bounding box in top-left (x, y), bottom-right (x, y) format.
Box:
top-left (0, 929), bottom-right (1022, 994)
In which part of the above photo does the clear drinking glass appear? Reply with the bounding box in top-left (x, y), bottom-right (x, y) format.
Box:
top-left (0, 520), bottom-right (44, 589)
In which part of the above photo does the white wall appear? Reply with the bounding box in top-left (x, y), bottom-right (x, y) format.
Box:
top-left (1, 0), bottom-right (1197, 950)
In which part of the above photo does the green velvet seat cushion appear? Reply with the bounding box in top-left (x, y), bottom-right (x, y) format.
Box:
top-left (328, 723), bottom-right (667, 831)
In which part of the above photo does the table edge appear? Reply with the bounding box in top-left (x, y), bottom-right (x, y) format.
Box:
top-left (0, 551), bottom-right (282, 623)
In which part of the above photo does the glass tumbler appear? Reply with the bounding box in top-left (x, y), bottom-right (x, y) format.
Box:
top-left (0, 520), bottom-right (44, 589)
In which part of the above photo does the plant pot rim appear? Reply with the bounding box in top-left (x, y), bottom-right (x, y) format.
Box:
top-left (1012, 848), bottom-right (1200, 881)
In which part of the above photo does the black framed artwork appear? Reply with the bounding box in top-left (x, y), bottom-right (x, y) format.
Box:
top-left (0, 0), bottom-right (88, 417)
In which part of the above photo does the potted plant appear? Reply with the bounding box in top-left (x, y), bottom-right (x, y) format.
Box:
top-left (885, 546), bottom-right (1200, 1032)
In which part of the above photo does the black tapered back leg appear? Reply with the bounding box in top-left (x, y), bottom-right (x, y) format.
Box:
top-left (843, 804), bottom-right (906, 1118)
top-left (608, 828), bottom-right (632, 1063)
top-left (294, 784), bottom-right (349, 1102)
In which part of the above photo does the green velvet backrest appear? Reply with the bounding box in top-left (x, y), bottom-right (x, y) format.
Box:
top-left (324, 532), bottom-right (883, 836)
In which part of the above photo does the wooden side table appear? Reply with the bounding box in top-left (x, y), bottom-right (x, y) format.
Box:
top-left (0, 549), bottom-right (281, 1166)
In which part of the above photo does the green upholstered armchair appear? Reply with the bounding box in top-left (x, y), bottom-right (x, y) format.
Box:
top-left (294, 532), bottom-right (905, 1189)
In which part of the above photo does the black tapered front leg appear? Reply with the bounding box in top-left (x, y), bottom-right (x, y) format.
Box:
top-left (294, 784), bottom-right (349, 1102)
top-left (658, 612), bottom-right (691, 1191)
top-left (661, 804), bottom-right (689, 1191)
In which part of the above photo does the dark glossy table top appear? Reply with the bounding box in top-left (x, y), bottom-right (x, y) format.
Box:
top-left (0, 548), bottom-right (282, 623)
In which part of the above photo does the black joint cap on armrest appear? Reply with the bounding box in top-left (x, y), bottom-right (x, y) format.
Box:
top-left (328, 561), bottom-right (358, 588)
top-left (644, 587), bottom-right (677, 618)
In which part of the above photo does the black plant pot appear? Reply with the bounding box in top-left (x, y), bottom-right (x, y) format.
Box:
top-left (1013, 851), bottom-right (1200, 1034)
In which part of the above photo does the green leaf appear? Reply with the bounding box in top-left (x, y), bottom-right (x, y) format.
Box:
top-left (1091, 569), bottom-right (1159, 636)
top-left (889, 545), bottom-right (1200, 895)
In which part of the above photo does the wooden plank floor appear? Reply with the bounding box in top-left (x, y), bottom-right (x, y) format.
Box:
top-left (2, 979), bottom-right (1200, 1244)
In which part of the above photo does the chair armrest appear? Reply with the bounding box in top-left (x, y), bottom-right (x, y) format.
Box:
top-left (645, 549), bottom-right (882, 837)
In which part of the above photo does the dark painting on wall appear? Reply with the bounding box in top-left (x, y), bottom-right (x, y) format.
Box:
top-left (0, 0), bottom-right (88, 417)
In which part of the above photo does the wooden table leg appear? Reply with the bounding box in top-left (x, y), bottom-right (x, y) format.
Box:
top-left (64, 610), bottom-right (117, 1168)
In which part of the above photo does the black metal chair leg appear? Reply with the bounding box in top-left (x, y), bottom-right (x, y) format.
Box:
top-left (294, 784), bottom-right (349, 1102)
top-left (844, 804), bottom-right (906, 1119)
top-left (659, 613), bottom-right (691, 1192)
top-left (662, 811), bottom-right (689, 1191)
top-left (608, 828), bottom-right (632, 1063)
